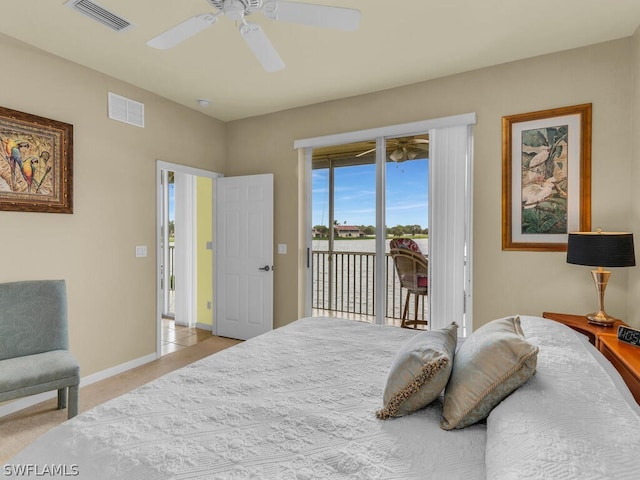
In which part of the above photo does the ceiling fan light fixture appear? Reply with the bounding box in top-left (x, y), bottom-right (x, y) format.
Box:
top-left (389, 149), bottom-right (404, 162)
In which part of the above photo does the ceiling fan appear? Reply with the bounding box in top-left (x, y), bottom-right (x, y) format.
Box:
top-left (147, 0), bottom-right (361, 72)
top-left (356, 137), bottom-right (430, 163)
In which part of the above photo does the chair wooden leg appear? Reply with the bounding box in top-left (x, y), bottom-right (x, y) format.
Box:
top-left (57, 388), bottom-right (67, 410)
top-left (401, 292), bottom-right (411, 328)
top-left (413, 293), bottom-right (419, 328)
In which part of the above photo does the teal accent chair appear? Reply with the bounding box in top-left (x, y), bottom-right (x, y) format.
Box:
top-left (0, 280), bottom-right (80, 418)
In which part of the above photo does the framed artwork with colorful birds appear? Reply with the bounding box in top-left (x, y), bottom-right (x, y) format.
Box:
top-left (0, 106), bottom-right (73, 213)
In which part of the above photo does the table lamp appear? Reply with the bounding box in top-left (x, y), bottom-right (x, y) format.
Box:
top-left (566, 230), bottom-right (635, 326)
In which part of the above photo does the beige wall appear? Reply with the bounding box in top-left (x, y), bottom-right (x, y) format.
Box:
top-left (227, 38), bottom-right (637, 330)
top-left (2, 31), bottom-right (638, 383)
top-left (0, 34), bottom-right (226, 375)
top-left (629, 26), bottom-right (640, 328)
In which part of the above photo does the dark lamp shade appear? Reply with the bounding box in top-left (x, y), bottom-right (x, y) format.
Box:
top-left (566, 232), bottom-right (636, 267)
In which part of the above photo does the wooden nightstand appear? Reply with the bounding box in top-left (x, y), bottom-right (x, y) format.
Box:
top-left (597, 333), bottom-right (640, 404)
top-left (542, 312), bottom-right (626, 349)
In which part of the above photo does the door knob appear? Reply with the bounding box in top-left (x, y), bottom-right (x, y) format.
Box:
top-left (258, 265), bottom-right (270, 272)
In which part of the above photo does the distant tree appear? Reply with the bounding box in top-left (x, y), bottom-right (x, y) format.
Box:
top-left (314, 225), bottom-right (329, 236)
top-left (362, 225), bottom-right (375, 235)
top-left (389, 225), bottom-right (405, 237)
top-left (406, 224), bottom-right (421, 235)
top-left (385, 224), bottom-right (426, 237)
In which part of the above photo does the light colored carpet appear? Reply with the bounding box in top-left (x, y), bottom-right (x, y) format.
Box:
top-left (0, 335), bottom-right (241, 462)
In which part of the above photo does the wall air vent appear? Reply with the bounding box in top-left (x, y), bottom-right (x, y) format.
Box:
top-left (108, 92), bottom-right (145, 128)
top-left (65, 0), bottom-right (134, 32)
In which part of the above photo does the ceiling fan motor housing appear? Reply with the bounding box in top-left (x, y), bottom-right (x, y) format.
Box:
top-left (208, 0), bottom-right (263, 17)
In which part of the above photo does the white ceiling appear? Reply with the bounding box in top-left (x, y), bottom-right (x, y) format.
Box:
top-left (1, 0), bottom-right (639, 122)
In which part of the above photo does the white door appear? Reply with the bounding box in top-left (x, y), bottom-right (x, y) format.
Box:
top-left (215, 174), bottom-right (274, 340)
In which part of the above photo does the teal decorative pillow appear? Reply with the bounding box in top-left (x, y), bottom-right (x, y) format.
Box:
top-left (441, 316), bottom-right (539, 430)
top-left (376, 323), bottom-right (457, 420)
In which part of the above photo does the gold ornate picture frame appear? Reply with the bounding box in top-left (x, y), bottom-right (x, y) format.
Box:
top-left (0, 106), bottom-right (73, 213)
top-left (502, 104), bottom-right (591, 251)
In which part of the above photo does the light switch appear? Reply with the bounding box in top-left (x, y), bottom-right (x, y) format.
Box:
top-left (135, 246), bottom-right (147, 257)
top-left (277, 244), bottom-right (287, 254)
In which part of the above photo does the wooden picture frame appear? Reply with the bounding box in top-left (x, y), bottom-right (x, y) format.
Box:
top-left (502, 104), bottom-right (591, 251)
top-left (0, 106), bottom-right (73, 213)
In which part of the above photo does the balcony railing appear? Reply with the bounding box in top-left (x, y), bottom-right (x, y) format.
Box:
top-left (311, 250), bottom-right (428, 323)
top-left (165, 245), bottom-right (428, 325)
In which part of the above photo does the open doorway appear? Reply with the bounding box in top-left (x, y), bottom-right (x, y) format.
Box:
top-left (156, 161), bottom-right (222, 357)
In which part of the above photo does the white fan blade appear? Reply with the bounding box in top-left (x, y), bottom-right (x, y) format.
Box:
top-left (147, 13), bottom-right (218, 50)
top-left (262, 1), bottom-right (360, 32)
top-left (239, 22), bottom-right (285, 72)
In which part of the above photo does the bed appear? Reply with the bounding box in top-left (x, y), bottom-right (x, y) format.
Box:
top-left (7, 316), bottom-right (640, 479)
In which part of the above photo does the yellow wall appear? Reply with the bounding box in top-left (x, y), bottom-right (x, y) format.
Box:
top-left (0, 34), bottom-right (226, 376)
top-left (227, 37), bottom-right (639, 330)
top-left (196, 176), bottom-right (213, 327)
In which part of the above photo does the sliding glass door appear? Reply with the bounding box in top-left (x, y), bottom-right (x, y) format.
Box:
top-left (311, 142), bottom-right (376, 319)
top-left (385, 137), bottom-right (429, 324)
top-left (297, 114), bottom-right (475, 335)
top-left (310, 137), bottom-right (430, 326)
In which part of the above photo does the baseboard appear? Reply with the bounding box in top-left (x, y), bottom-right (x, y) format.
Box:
top-left (0, 352), bottom-right (157, 418)
top-left (196, 322), bottom-right (212, 331)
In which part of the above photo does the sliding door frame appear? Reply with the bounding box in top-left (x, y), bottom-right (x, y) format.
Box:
top-left (295, 113), bottom-right (476, 332)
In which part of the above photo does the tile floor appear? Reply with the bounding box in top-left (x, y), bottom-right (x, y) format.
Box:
top-left (161, 317), bottom-right (212, 355)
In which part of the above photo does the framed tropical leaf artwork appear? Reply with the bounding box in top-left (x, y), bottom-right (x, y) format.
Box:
top-left (0, 106), bottom-right (73, 213)
top-left (502, 104), bottom-right (591, 251)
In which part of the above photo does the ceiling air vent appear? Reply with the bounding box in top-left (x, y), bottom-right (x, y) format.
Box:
top-left (108, 92), bottom-right (144, 128)
top-left (65, 0), bottom-right (134, 32)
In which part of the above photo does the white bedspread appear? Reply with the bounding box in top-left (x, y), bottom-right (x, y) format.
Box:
top-left (9, 317), bottom-right (487, 479)
top-left (486, 316), bottom-right (640, 480)
top-left (10, 316), bottom-right (640, 479)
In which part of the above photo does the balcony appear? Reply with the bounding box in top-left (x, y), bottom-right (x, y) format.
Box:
top-left (311, 249), bottom-right (428, 327)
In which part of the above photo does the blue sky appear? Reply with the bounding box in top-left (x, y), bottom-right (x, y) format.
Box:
top-left (312, 159), bottom-right (429, 228)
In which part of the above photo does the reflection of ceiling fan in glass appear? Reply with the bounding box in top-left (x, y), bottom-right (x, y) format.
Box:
top-left (356, 136), bottom-right (430, 163)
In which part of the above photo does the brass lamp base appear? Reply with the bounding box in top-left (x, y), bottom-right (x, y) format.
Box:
top-left (586, 268), bottom-right (615, 327)
top-left (586, 310), bottom-right (616, 327)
